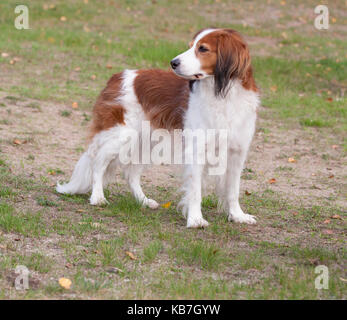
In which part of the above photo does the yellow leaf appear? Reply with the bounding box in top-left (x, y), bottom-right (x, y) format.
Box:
top-left (13, 139), bottom-right (22, 145)
top-left (72, 102), bottom-right (79, 109)
top-left (288, 157), bottom-right (296, 163)
top-left (268, 178), bottom-right (277, 184)
top-left (161, 201), bottom-right (172, 209)
top-left (59, 277), bottom-right (72, 289)
top-left (125, 251), bottom-right (136, 260)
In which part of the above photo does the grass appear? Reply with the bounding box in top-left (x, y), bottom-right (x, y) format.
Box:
top-left (0, 0), bottom-right (345, 300)
top-left (174, 240), bottom-right (225, 271)
top-left (0, 203), bottom-right (45, 237)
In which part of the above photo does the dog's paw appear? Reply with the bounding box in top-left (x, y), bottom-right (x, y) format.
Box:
top-left (187, 216), bottom-right (209, 228)
top-left (90, 194), bottom-right (108, 206)
top-left (228, 213), bottom-right (257, 224)
top-left (144, 198), bottom-right (159, 210)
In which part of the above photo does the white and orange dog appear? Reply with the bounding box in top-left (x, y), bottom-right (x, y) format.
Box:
top-left (57, 28), bottom-right (260, 228)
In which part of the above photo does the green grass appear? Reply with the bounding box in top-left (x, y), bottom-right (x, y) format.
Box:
top-left (174, 240), bottom-right (225, 271)
top-left (0, 203), bottom-right (45, 237)
top-left (60, 110), bottom-right (71, 117)
top-left (143, 240), bottom-right (163, 263)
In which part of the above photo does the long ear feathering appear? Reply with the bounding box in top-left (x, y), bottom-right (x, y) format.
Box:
top-left (214, 30), bottom-right (251, 98)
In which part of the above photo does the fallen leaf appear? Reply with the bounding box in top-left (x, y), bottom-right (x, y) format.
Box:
top-left (326, 97), bottom-right (333, 102)
top-left (281, 32), bottom-right (287, 39)
top-left (60, 16), bottom-right (67, 22)
top-left (161, 201), bottom-right (172, 209)
top-left (125, 251), bottom-right (136, 260)
top-left (13, 139), bottom-right (27, 145)
top-left (288, 157), bottom-right (296, 163)
top-left (322, 229), bottom-right (333, 235)
top-left (331, 145), bottom-right (338, 149)
top-left (308, 258), bottom-right (320, 266)
top-left (270, 85), bottom-right (277, 92)
top-left (9, 59), bottom-right (15, 65)
top-left (13, 139), bottom-right (22, 145)
top-left (245, 190), bottom-right (252, 196)
top-left (106, 64), bottom-right (113, 69)
top-left (72, 102), bottom-right (78, 109)
top-left (90, 74), bottom-right (96, 80)
top-left (58, 277), bottom-right (72, 289)
top-left (268, 178), bottom-right (277, 184)
top-left (328, 174), bottom-right (334, 179)
top-left (65, 263), bottom-right (73, 269)
top-left (331, 215), bottom-right (342, 220)
top-left (106, 267), bottom-right (123, 274)
top-left (91, 222), bottom-right (101, 228)
top-left (323, 219), bottom-right (330, 224)
top-left (48, 170), bottom-right (56, 176)
top-left (1, 52), bottom-right (9, 58)
top-left (74, 67), bottom-right (81, 72)
top-left (292, 212), bottom-right (299, 216)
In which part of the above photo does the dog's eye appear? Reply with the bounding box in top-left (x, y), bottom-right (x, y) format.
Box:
top-left (198, 45), bottom-right (208, 53)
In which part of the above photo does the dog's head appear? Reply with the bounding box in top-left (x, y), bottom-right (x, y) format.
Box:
top-left (171, 28), bottom-right (251, 97)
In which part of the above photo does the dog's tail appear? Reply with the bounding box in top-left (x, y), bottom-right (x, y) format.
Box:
top-left (56, 152), bottom-right (93, 195)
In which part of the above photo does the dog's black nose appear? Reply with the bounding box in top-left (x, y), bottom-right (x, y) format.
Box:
top-left (170, 59), bottom-right (180, 69)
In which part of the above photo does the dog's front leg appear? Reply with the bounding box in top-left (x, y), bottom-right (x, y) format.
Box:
top-left (226, 150), bottom-right (256, 224)
top-left (180, 164), bottom-right (209, 228)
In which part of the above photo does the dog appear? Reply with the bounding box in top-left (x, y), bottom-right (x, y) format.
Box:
top-left (56, 28), bottom-right (260, 228)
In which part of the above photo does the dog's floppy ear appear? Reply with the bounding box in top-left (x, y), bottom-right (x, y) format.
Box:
top-left (214, 31), bottom-right (251, 97)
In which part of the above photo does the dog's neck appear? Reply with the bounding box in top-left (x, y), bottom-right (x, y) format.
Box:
top-left (193, 76), bottom-right (239, 101)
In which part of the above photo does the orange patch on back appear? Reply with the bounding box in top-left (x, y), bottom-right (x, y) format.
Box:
top-left (90, 72), bottom-right (126, 139)
top-left (134, 69), bottom-right (189, 130)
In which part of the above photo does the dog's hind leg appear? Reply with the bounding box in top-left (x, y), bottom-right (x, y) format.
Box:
top-left (89, 146), bottom-right (115, 205)
top-left (125, 165), bottom-right (159, 209)
top-left (89, 129), bottom-right (126, 205)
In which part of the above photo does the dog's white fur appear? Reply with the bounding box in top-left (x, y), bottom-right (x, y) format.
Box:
top-left (57, 29), bottom-right (260, 228)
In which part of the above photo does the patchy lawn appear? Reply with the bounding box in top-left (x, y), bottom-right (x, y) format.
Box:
top-left (0, 0), bottom-right (346, 299)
